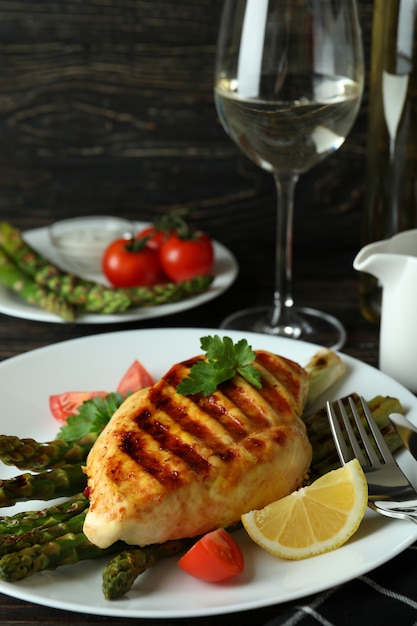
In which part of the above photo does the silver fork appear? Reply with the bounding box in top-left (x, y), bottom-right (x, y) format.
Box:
top-left (326, 395), bottom-right (417, 523)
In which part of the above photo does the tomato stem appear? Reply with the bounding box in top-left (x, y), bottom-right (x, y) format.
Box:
top-left (125, 235), bottom-right (151, 252)
top-left (153, 209), bottom-right (201, 241)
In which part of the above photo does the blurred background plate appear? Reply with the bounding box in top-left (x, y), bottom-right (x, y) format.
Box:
top-left (0, 224), bottom-right (238, 324)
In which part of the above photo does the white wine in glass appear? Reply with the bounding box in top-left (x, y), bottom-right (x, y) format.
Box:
top-left (214, 0), bottom-right (364, 349)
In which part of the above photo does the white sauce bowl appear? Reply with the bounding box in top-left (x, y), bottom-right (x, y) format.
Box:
top-left (49, 215), bottom-right (134, 275)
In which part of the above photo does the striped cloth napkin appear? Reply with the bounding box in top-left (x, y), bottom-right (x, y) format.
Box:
top-left (264, 543), bottom-right (417, 625)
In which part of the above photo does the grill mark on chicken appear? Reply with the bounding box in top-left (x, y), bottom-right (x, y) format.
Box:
top-left (149, 380), bottom-right (253, 454)
top-left (132, 408), bottom-right (213, 477)
top-left (242, 428), bottom-right (288, 455)
top-left (241, 436), bottom-right (267, 454)
top-left (148, 385), bottom-right (243, 466)
top-left (186, 393), bottom-right (253, 440)
top-left (163, 356), bottom-right (202, 387)
top-left (117, 389), bottom-right (243, 485)
top-left (255, 351), bottom-right (304, 415)
top-left (219, 378), bottom-right (280, 426)
top-left (148, 383), bottom-right (233, 451)
top-left (105, 457), bottom-right (127, 486)
top-left (117, 379), bottom-right (265, 483)
top-left (254, 375), bottom-right (295, 422)
top-left (120, 429), bottom-right (183, 486)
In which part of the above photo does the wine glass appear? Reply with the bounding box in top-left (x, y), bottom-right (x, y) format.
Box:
top-left (214, 0), bottom-right (364, 350)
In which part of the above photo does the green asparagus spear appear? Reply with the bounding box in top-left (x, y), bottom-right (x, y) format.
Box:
top-left (0, 510), bottom-right (88, 556)
top-left (102, 539), bottom-right (195, 600)
top-left (0, 432), bottom-right (98, 471)
top-left (305, 348), bottom-right (346, 406)
top-left (125, 274), bottom-right (213, 306)
top-left (0, 493), bottom-right (88, 536)
top-left (0, 248), bottom-right (76, 321)
top-left (0, 531), bottom-right (122, 581)
top-left (0, 222), bottom-right (131, 313)
top-left (0, 464), bottom-right (86, 507)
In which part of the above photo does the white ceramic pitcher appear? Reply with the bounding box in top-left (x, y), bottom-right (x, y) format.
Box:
top-left (353, 229), bottom-right (417, 392)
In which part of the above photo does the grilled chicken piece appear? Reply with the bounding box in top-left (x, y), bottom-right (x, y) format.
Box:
top-left (83, 350), bottom-right (312, 549)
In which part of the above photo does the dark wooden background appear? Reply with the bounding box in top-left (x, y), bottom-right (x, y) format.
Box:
top-left (0, 1), bottom-right (253, 233)
top-left (0, 0), bottom-right (373, 237)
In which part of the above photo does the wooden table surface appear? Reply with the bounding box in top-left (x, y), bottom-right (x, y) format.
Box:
top-left (0, 1), bottom-right (389, 623)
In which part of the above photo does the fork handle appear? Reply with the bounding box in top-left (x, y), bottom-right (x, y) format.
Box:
top-left (372, 500), bottom-right (417, 524)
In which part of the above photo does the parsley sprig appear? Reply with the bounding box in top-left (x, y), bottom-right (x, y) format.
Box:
top-left (177, 335), bottom-right (262, 396)
top-left (56, 392), bottom-right (126, 442)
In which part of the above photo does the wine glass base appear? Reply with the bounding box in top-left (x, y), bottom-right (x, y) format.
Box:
top-left (220, 306), bottom-right (346, 351)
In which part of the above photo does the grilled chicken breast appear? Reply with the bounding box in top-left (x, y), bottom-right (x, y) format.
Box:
top-left (83, 350), bottom-right (312, 549)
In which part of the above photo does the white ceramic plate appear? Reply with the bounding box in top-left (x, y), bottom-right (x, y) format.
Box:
top-left (0, 328), bottom-right (417, 619)
top-left (0, 225), bottom-right (238, 324)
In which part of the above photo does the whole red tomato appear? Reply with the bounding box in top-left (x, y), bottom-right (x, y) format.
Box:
top-left (159, 232), bottom-right (214, 282)
top-left (102, 237), bottom-right (163, 288)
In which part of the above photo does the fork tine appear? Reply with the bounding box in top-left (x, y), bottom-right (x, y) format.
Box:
top-left (338, 399), bottom-right (369, 466)
top-left (328, 395), bottom-right (397, 469)
top-left (326, 400), bottom-right (352, 465)
top-left (354, 396), bottom-right (395, 464)
top-left (347, 397), bottom-right (381, 467)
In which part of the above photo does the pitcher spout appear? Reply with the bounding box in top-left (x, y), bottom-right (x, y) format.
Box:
top-left (354, 230), bottom-right (417, 285)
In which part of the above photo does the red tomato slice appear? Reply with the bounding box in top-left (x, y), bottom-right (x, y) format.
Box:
top-left (49, 391), bottom-right (108, 423)
top-left (49, 360), bottom-right (154, 422)
top-left (178, 529), bottom-right (244, 582)
top-left (116, 359), bottom-right (155, 395)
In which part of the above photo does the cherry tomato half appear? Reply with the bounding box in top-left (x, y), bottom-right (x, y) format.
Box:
top-left (116, 359), bottom-right (154, 395)
top-left (49, 359), bottom-right (154, 422)
top-left (102, 237), bottom-right (163, 288)
top-left (159, 232), bottom-right (214, 282)
top-left (178, 528), bottom-right (244, 582)
top-left (49, 391), bottom-right (108, 423)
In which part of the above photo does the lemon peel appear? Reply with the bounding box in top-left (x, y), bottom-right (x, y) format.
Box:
top-left (241, 459), bottom-right (368, 560)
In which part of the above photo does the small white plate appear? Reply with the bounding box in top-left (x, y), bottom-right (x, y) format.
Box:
top-left (0, 328), bottom-right (417, 618)
top-left (0, 224), bottom-right (238, 324)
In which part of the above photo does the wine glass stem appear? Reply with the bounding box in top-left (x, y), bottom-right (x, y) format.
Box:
top-left (269, 172), bottom-right (301, 336)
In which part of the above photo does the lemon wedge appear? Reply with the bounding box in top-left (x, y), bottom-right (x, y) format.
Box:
top-left (241, 459), bottom-right (368, 560)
